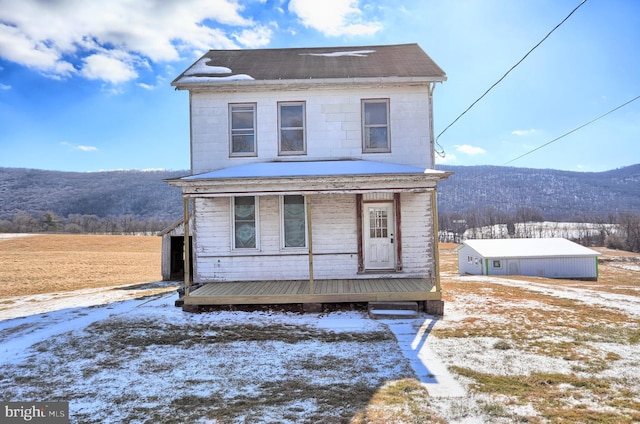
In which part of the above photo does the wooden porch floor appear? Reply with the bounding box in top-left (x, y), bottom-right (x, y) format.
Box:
top-left (184, 278), bottom-right (440, 305)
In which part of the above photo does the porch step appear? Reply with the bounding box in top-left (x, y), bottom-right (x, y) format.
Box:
top-left (368, 301), bottom-right (420, 319)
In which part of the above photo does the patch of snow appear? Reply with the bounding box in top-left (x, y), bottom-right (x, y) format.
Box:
top-left (612, 263), bottom-right (640, 272)
top-left (176, 74), bottom-right (254, 83)
top-left (301, 50), bottom-right (376, 57)
top-left (431, 336), bottom-right (572, 377)
top-left (183, 58), bottom-right (232, 75)
top-left (0, 281), bottom-right (178, 320)
top-left (0, 233), bottom-right (34, 240)
top-left (177, 57), bottom-right (254, 83)
top-left (2, 272), bottom-right (639, 422)
top-left (456, 275), bottom-right (640, 318)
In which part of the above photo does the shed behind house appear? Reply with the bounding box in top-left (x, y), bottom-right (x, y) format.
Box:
top-left (456, 238), bottom-right (600, 280)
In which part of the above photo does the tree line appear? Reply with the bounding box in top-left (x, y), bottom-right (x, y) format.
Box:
top-left (439, 206), bottom-right (640, 253)
top-left (0, 211), bottom-right (176, 235)
top-left (3, 206), bottom-right (640, 253)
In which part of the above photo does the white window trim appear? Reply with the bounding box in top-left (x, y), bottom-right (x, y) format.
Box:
top-left (231, 196), bottom-right (260, 251)
top-left (278, 101), bottom-right (307, 156)
top-left (229, 103), bottom-right (257, 157)
top-left (280, 195), bottom-right (308, 250)
top-left (362, 98), bottom-right (391, 153)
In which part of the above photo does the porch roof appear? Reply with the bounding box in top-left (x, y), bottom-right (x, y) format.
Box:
top-left (184, 160), bottom-right (439, 179)
top-left (166, 160), bottom-right (452, 196)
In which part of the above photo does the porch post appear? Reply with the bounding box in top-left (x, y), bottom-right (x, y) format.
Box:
top-left (430, 190), bottom-right (442, 293)
top-left (183, 197), bottom-right (191, 297)
top-left (305, 195), bottom-right (314, 293)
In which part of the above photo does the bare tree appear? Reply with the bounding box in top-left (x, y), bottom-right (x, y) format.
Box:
top-left (618, 212), bottom-right (640, 252)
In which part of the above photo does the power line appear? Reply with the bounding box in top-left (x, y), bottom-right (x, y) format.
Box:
top-left (435, 0), bottom-right (588, 157)
top-left (502, 94), bottom-right (640, 166)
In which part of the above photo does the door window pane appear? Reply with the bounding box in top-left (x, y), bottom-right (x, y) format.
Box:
top-left (369, 209), bottom-right (388, 238)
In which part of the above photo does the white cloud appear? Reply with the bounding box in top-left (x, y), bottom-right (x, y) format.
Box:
top-left (436, 152), bottom-right (457, 164)
top-left (61, 142), bottom-right (98, 152)
top-left (0, 83), bottom-right (11, 90)
top-left (454, 144), bottom-right (486, 155)
top-left (511, 129), bottom-right (537, 136)
top-left (233, 25), bottom-right (273, 48)
top-left (81, 54), bottom-right (138, 84)
top-left (0, 0), bottom-right (267, 83)
top-left (288, 0), bottom-right (382, 36)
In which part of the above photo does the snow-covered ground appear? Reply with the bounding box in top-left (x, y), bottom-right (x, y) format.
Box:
top-left (1, 273), bottom-right (639, 423)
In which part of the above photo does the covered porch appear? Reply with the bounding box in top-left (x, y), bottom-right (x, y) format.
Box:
top-left (166, 160), bottom-right (451, 314)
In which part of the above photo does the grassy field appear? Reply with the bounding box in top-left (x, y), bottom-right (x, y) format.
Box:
top-left (0, 234), bottom-right (161, 297)
top-left (1, 235), bottom-right (639, 422)
top-left (435, 243), bottom-right (640, 423)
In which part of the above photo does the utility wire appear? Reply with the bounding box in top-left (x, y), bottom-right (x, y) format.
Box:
top-left (501, 94), bottom-right (640, 166)
top-left (435, 0), bottom-right (588, 157)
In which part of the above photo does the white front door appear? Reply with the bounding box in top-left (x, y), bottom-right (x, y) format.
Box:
top-left (364, 203), bottom-right (396, 270)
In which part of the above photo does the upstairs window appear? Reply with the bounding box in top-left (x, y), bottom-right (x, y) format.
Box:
top-left (233, 196), bottom-right (258, 249)
top-left (362, 99), bottom-right (390, 152)
top-left (229, 104), bottom-right (257, 156)
top-left (282, 195), bottom-right (306, 248)
top-left (278, 101), bottom-right (306, 155)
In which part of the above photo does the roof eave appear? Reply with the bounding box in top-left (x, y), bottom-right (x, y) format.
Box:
top-left (171, 76), bottom-right (446, 91)
top-left (166, 171), bottom-right (451, 196)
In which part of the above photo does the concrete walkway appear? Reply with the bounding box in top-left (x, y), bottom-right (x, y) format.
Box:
top-left (383, 317), bottom-right (466, 398)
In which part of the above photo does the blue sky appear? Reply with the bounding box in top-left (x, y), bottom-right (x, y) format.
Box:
top-left (0, 0), bottom-right (638, 173)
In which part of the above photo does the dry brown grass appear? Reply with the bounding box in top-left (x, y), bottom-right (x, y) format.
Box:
top-left (0, 234), bottom-right (161, 298)
top-left (439, 242), bottom-right (640, 296)
top-left (437, 242), bottom-right (640, 423)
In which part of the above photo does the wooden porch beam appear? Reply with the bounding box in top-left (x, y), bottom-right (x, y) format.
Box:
top-left (356, 194), bottom-right (364, 273)
top-left (305, 195), bottom-right (314, 293)
top-left (183, 197), bottom-right (191, 297)
top-left (430, 190), bottom-right (442, 293)
top-left (394, 192), bottom-right (403, 271)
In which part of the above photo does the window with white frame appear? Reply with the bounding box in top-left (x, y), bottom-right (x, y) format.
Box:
top-left (233, 196), bottom-right (258, 249)
top-left (278, 101), bottom-right (306, 155)
top-left (493, 260), bottom-right (502, 269)
top-left (362, 99), bottom-right (390, 152)
top-left (229, 104), bottom-right (257, 156)
top-left (282, 195), bottom-right (306, 248)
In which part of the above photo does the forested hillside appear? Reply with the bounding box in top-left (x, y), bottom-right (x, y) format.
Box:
top-left (437, 164), bottom-right (640, 219)
top-left (0, 168), bottom-right (184, 221)
top-left (0, 164), bottom-right (639, 227)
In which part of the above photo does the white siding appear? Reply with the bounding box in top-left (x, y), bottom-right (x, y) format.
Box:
top-left (456, 245), bottom-right (484, 275)
top-left (516, 257), bottom-right (597, 279)
top-left (192, 194), bottom-right (358, 282)
top-left (189, 86), bottom-right (433, 174)
top-left (190, 192), bottom-right (438, 282)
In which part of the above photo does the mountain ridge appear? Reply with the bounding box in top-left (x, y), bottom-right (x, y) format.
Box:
top-left (1, 164), bottom-right (639, 223)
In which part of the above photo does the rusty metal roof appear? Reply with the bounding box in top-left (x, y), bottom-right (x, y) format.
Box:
top-left (172, 43), bottom-right (445, 86)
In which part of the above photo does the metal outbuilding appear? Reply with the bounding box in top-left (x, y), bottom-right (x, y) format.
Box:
top-left (456, 238), bottom-right (601, 280)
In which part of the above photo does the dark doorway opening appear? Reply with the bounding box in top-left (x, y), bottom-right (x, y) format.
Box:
top-left (170, 236), bottom-right (192, 280)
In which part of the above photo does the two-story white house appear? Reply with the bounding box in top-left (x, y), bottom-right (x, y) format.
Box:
top-left (166, 43), bottom-right (451, 313)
